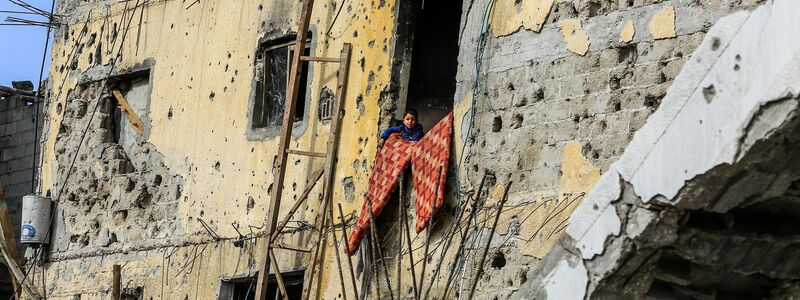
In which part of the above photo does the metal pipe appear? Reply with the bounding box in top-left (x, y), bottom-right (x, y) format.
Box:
top-left (466, 180), bottom-right (512, 300)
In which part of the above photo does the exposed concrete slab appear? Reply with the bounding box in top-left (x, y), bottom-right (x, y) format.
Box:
top-left (517, 0), bottom-right (800, 298)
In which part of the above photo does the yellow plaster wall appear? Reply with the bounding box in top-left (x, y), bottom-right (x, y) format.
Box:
top-left (39, 0), bottom-right (399, 298)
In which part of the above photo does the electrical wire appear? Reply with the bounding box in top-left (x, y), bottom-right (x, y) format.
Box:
top-left (30, 0), bottom-right (57, 193)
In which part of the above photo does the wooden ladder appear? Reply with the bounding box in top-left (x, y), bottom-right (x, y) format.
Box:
top-left (254, 0), bottom-right (352, 298)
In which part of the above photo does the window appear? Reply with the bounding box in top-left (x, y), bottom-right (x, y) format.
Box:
top-left (252, 37), bottom-right (311, 129)
top-left (318, 87), bottom-right (334, 122)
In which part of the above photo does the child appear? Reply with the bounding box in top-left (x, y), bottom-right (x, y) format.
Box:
top-left (378, 109), bottom-right (424, 147)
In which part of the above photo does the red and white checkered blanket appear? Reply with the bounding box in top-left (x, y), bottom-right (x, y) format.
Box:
top-left (346, 112), bottom-right (453, 255)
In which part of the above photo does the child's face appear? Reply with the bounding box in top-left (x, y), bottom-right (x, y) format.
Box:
top-left (403, 113), bottom-right (418, 128)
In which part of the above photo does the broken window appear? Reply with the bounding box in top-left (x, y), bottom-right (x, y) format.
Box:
top-left (110, 72), bottom-right (150, 144)
top-left (219, 270), bottom-right (305, 300)
top-left (252, 36), bottom-right (312, 129)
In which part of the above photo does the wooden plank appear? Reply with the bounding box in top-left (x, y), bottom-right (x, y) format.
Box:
top-left (0, 198), bottom-right (23, 300)
top-left (270, 243), bottom-right (311, 253)
top-left (270, 169), bottom-right (324, 243)
top-left (301, 42), bottom-right (352, 300)
top-left (299, 56), bottom-right (342, 63)
top-left (112, 265), bottom-right (121, 300)
top-left (255, 0), bottom-right (317, 297)
top-left (111, 89), bottom-right (145, 135)
top-left (285, 149), bottom-right (326, 158)
top-left (269, 250), bottom-right (289, 300)
top-left (0, 245), bottom-right (39, 299)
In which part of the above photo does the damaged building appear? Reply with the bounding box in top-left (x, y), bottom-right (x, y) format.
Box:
top-left (4, 0), bottom-right (800, 299)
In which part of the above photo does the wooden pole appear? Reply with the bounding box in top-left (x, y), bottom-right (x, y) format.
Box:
top-left (0, 199), bottom-right (23, 300)
top-left (112, 265), bottom-right (121, 300)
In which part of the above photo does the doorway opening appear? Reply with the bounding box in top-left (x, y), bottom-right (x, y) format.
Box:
top-left (401, 0), bottom-right (461, 130)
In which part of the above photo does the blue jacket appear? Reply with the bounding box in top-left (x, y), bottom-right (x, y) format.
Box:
top-left (380, 124), bottom-right (424, 141)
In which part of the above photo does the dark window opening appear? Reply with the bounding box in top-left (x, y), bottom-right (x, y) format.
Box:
top-left (253, 36), bottom-right (312, 129)
top-left (404, 0), bottom-right (460, 130)
top-left (219, 270), bottom-right (305, 300)
top-left (108, 70), bottom-right (150, 144)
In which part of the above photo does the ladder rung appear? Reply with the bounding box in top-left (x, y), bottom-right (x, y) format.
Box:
top-left (286, 149), bottom-right (327, 158)
top-left (271, 243), bottom-right (312, 253)
top-left (300, 55), bottom-right (342, 63)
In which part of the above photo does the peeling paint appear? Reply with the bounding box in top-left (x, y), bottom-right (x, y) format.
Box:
top-left (561, 19), bottom-right (589, 56)
top-left (489, 0), bottom-right (555, 37)
top-left (648, 5), bottom-right (676, 40)
top-left (619, 19), bottom-right (634, 43)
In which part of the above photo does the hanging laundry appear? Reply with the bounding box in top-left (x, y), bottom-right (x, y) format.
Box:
top-left (346, 112), bottom-right (453, 255)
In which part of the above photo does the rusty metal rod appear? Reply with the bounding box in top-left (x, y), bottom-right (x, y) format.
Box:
top-left (367, 199), bottom-right (395, 300)
top-left (328, 201), bottom-right (349, 300)
top-left (421, 184), bottom-right (474, 300)
top-left (417, 166), bottom-right (443, 298)
top-left (337, 204), bottom-right (360, 300)
top-left (367, 230), bottom-right (381, 300)
top-left (441, 174), bottom-right (487, 300)
top-left (396, 173), bottom-right (404, 298)
top-left (402, 180), bottom-right (420, 300)
top-left (466, 180), bottom-right (512, 300)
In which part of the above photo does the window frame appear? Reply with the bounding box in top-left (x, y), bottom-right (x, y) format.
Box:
top-left (251, 37), bottom-right (312, 130)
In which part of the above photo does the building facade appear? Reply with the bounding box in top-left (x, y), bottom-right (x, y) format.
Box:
top-left (28, 0), bottom-right (800, 299)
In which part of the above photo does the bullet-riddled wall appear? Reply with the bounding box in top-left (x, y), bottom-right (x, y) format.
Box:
top-left (38, 0), bottom-right (401, 298)
top-left (34, 0), bottom-right (768, 299)
top-left (450, 0), bottom-right (762, 298)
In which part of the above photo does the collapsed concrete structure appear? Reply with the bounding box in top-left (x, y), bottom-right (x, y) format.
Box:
top-left (16, 0), bottom-right (799, 299)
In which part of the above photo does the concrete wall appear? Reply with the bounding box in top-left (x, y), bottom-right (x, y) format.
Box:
top-left (0, 94), bottom-right (42, 248)
top-left (450, 0), bottom-right (762, 298)
top-left (0, 92), bottom-right (42, 298)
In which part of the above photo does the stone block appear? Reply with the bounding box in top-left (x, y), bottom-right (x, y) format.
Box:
top-left (1, 149), bottom-right (12, 162)
top-left (11, 169), bottom-right (33, 184)
top-left (11, 144), bottom-right (26, 160)
top-left (6, 182), bottom-right (31, 198)
top-left (4, 122), bottom-right (16, 135)
top-left (10, 158), bottom-right (29, 173)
